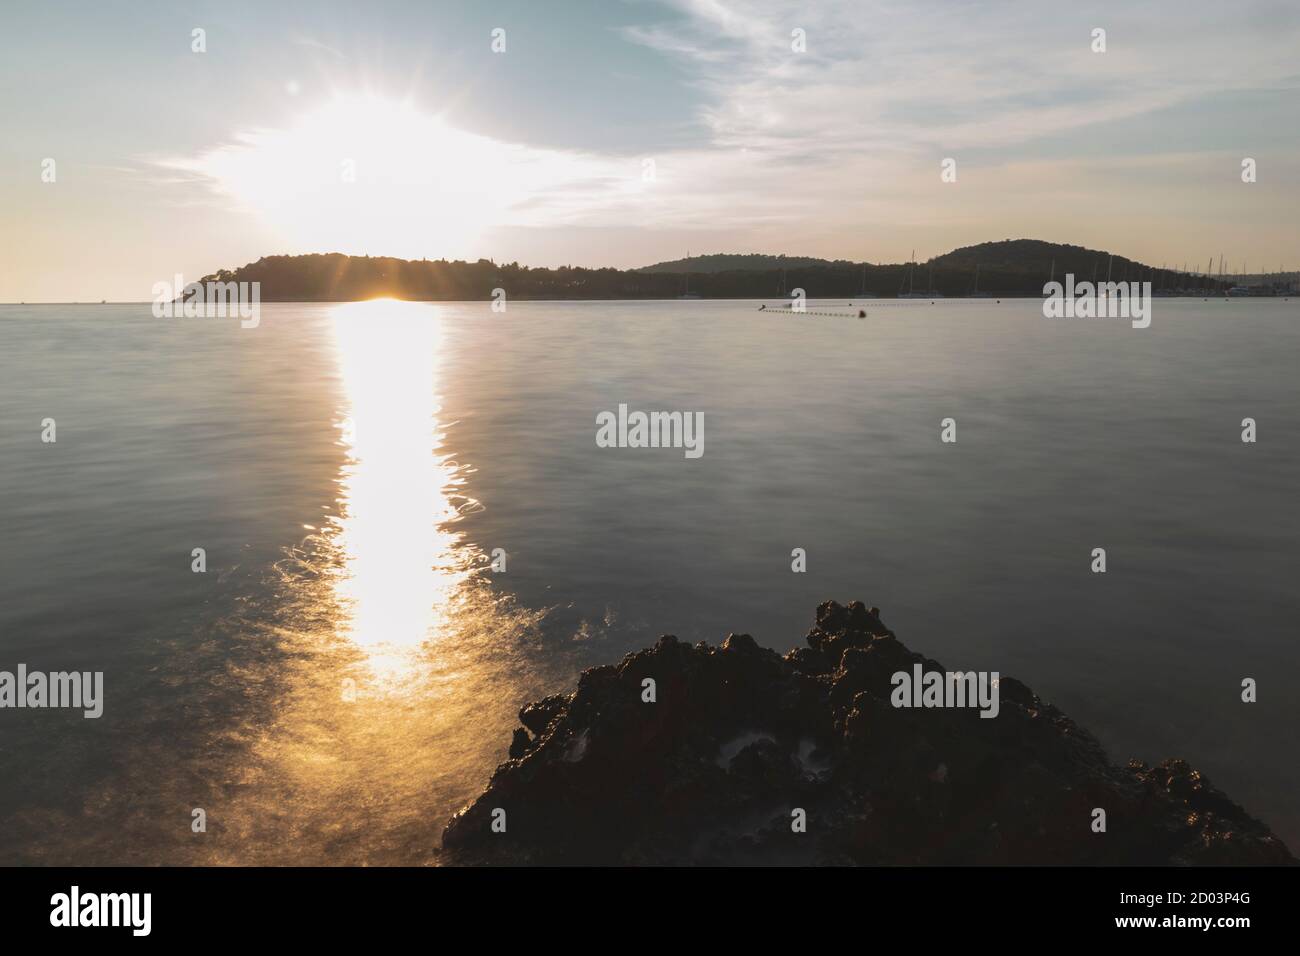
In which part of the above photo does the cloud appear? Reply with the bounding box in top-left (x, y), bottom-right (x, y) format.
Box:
top-left (636, 0), bottom-right (1300, 156)
top-left (157, 1), bottom-right (1300, 263)
top-left (290, 35), bottom-right (348, 60)
top-left (602, 0), bottom-right (1300, 254)
top-left (154, 94), bottom-right (660, 259)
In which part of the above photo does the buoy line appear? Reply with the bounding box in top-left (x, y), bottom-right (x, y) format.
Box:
top-left (758, 299), bottom-right (1009, 312)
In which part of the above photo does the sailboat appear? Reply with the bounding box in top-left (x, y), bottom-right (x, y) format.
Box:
top-left (677, 252), bottom-right (701, 299)
top-left (967, 262), bottom-right (991, 297)
top-left (897, 251), bottom-right (915, 297)
top-left (1097, 255), bottom-right (1113, 301)
top-left (898, 250), bottom-right (939, 297)
top-left (1153, 262), bottom-right (1176, 296)
top-left (854, 261), bottom-right (877, 299)
top-left (927, 260), bottom-right (944, 298)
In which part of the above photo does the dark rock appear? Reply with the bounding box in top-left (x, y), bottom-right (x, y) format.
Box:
top-left (442, 601), bottom-right (1294, 866)
top-left (519, 694), bottom-right (569, 736)
top-left (508, 727), bottom-right (532, 760)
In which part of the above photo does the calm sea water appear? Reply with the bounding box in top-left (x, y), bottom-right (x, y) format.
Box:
top-left (1, 298), bottom-right (1297, 863)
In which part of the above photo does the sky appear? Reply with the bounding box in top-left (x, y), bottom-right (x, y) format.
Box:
top-left (2, 0), bottom-right (1298, 301)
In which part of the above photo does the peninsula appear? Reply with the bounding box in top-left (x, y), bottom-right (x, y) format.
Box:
top-left (198, 239), bottom-right (1268, 302)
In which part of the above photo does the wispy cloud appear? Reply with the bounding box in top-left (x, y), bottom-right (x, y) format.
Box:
top-left (158, 1), bottom-right (1300, 265)
top-left (603, 0), bottom-right (1300, 257)
top-left (634, 0), bottom-right (1300, 155)
top-left (290, 34), bottom-right (347, 60)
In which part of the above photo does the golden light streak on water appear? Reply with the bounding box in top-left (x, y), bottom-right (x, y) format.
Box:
top-left (175, 300), bottom-right (551, 865)
top-left (21, 301), bottom-right (568, 865)
top-left (326, 299), bottom-right (477, 681)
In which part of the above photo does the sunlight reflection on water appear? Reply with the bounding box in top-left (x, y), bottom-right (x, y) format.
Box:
top-left (185, 300), bottom-right (552, 865)
top-left (327, 300), bottom-right (479, 680)
top-left (5, 299), bottom-right (1299, 863)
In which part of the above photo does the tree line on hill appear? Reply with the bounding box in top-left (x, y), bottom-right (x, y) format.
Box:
top-left (200, 240), bottom-right (1230, 301)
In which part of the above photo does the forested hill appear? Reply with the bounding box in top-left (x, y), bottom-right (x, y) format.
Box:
top-left (932, 239), bottom-right (1152, 283)
top-left (199, 241), bottom-right (1220, 301)
top-left (637, 253), bottom-right (853, 273)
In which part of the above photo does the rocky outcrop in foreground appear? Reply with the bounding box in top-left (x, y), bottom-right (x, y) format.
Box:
top-left (443, 601), bottom-right (1293, 865)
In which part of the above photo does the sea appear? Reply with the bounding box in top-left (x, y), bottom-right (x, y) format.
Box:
top-left (1, 297), bottom-right (1296, 863)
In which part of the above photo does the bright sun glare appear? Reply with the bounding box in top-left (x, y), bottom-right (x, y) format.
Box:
top-left (189, 93), bottom-right (579, 258)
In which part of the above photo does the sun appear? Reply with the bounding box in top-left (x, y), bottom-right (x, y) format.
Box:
top-left (185, 93), bottom-right (533, 259)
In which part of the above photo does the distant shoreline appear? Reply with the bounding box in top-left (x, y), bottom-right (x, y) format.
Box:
top-left (4, 294), bottom-right (1294, 307)
top-left (10, 238), bottom-right (1297, 304)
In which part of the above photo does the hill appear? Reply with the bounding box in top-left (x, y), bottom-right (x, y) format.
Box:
top-left (637, 253), bottom-right (852, 274)
top-left (198, 240), bottom-right (1223, 301)
top-left (932, 239), bottom-right (1149, 282)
